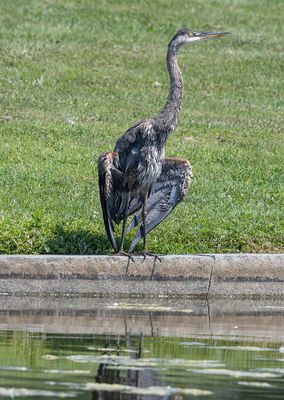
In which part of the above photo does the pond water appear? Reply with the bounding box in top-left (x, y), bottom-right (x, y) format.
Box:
top-left (0, 298), bottom-right (283, 399)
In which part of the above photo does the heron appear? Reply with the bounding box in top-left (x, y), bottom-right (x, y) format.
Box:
top-left (98, 29), bottom-right (229, 257)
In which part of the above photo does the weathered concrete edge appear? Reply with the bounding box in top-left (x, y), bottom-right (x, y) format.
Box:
top-left (0, 254), bottom-right (283, 299)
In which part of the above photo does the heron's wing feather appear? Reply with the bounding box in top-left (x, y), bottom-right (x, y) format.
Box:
top-left (128, 158), bottom-right (192, 252)
top-left (128, 193), bottom-right (144, 216)
top-left (98, 152), bottom-right (123, 252)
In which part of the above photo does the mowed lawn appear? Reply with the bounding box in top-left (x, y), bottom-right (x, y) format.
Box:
top-left (0, 0), bottom-right (283, 254)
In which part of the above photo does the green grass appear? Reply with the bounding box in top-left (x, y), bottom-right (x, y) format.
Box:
top-left (0, 0), bottom-right (283, 254)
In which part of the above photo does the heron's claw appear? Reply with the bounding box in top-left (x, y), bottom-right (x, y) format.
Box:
top-left (116, 251), bottom-right (135, 263)
top-left (141, 251), bottom-right (162, 263)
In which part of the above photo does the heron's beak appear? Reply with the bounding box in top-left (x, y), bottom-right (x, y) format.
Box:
top-left (197, 31), bottom-right (231, 40)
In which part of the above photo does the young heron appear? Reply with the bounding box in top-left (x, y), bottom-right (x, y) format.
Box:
top-left (98, 29), bottom-right (229, 256)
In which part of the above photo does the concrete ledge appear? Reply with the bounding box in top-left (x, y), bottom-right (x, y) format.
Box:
top-left (0, 254), bottom-right (283, 299)
top-left (211, 254), bottom-right (284, 298)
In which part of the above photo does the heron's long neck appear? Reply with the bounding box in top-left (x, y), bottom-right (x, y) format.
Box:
top-left (158, 44), bottom-right (183, 135)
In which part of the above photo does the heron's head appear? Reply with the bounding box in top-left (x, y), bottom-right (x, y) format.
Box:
top-left (169, 28), bottom-right (230, 49)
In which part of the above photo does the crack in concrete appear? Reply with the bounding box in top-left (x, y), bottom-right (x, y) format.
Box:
top-left (206, 260), bottom-right (214, 300)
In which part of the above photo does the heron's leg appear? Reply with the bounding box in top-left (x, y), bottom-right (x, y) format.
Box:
top-left (116, 217), bottom-right (134, 262)
top-left (142, 198), bottom-right (147, 250)
top-left (141, 193), bottom-right (162, 263)
top-left (116, 191), bottom-right (135, 263)
top-left (119, 192), bottom-right (131, 253)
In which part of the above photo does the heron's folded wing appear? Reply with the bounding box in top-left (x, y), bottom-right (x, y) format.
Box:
top-left (128, 158), bottom-right (193, 252)
top-left (98, 152), bottom-right (123, 252)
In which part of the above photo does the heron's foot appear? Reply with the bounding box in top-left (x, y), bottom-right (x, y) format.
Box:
top-left (115, 251), bottom-right (135, 263)
top-left (141, 251), bottom-right (162, 263)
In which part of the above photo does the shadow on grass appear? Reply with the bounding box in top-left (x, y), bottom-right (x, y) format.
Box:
top-left (43, 226), bottom-right (133, 255)
top-left (43, 226), bottom-right (111, 255)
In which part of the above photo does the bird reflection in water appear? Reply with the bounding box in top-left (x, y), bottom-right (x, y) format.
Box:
top-left (91, 334), bottom-right (175, 400)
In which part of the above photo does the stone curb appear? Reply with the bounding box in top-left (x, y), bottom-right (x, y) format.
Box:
top-left (0, 254), bottom-right (283, 299)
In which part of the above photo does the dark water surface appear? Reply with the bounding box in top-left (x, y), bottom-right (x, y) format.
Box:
top-left (0, 298), bottom-right (283, 399)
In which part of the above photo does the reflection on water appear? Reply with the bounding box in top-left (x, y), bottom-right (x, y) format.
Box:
top-left (0, 299), bottom-right (283, 399)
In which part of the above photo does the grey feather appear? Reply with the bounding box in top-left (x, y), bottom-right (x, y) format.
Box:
top-left (128, 158), bottom-right (192, 252)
